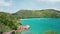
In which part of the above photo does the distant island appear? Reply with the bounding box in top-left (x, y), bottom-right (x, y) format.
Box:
top-left (12, 9), bottom-right (60, 19)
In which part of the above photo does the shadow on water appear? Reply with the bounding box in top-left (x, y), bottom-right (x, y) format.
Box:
top-left (22, 30), bottom-right (59, 34)
top-left (42, 30), bottom-right (58, 34)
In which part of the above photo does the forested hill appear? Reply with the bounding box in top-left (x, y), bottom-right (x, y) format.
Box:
top-left (12, 9), bottom-right (60, 19)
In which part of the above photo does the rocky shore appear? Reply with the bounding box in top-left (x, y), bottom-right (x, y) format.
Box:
top-left (2, 25), bottom-right (30, 34)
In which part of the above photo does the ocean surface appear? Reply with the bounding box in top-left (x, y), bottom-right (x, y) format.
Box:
top-left (21, 18), bottom-right (60, 34)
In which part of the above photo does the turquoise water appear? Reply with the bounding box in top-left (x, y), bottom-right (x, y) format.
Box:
top-left (21, 18), bottom-right (60, 34)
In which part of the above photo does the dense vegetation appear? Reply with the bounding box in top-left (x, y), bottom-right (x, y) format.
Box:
top-left (0, 12), bottom-right (20, 34)
top-left (12, 9), bottom-right (60, 19)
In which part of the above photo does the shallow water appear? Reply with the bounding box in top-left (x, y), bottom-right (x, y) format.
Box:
top-left (21, 18), bottom-right (60, 34)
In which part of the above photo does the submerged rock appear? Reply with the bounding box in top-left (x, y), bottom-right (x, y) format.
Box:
top-left (17, 25), bottom-right (30, 32)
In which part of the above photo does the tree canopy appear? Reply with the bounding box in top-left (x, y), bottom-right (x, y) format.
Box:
top-left (0, 12), bottom-right (20, 33)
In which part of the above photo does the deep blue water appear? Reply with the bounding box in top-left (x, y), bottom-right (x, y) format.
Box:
top-left (21, 18), bottom-right (60, 34)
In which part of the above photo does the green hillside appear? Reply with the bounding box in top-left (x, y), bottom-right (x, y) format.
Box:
top-left (0, 12), bottom-right (21, 34)
top-left (12, 9), bottom-right (60, 19)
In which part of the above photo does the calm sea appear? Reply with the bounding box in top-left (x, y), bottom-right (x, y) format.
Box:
top-left (21, 18), bottom-right (60, 34)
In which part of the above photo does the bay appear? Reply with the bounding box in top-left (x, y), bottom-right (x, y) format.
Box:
top-left (21, 18), bottom-right (60, 34)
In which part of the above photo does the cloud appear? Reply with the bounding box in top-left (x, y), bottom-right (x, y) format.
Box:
top-left (0, 0), bottom-right (12, 7)
top-left (37, 0), bottom-right (60, 3)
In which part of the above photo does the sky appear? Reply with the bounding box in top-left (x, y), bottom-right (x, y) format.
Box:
top-left (0, 0), bottom-right (60, 13)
